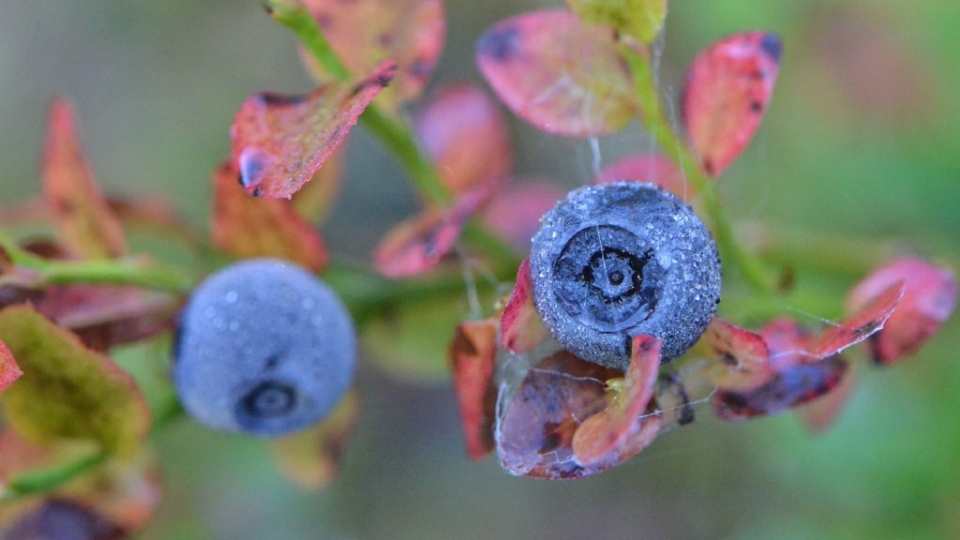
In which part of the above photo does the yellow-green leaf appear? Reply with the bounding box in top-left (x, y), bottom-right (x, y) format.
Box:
top-left (0, 305), bottom-right (150, 458)
top-left (568, 0), bottom-right (667, 44)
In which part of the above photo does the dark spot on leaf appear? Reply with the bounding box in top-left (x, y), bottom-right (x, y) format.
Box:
top-left (477, 25), bottom-right (520, 62)
top-left (316, 13), bottom-right (332, 29)
top-left (702, 157), bottom-right (715, 176)
top-left (378, 32), bottom-right (394, 48)
top-left (257, 92), bottom-right (308, 106)
top-left (252, 187), bottom-right (262, 197)
top-left (760, 33), bottom-right (783, 62)
top-left (719, 351), bottom-right (738, 366)
top-left (409, 58), bottom-right (430, 78)
top-left (750, 101), bottom-right (763, 113)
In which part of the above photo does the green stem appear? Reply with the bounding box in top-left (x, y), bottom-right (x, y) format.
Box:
top-left (0, 230), bottom-right (194, 293)
top-left (622, 45), bottom-right (778, 295)
top-left (0, 451), bottom-right (108, 502)
top-left (267, 0), bottom-right (518, 271)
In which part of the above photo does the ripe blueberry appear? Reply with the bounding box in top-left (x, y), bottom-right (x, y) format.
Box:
top-left (529, 181), bottom-right (721, 371)
top-left (173, 258), bottom-right (356, 437)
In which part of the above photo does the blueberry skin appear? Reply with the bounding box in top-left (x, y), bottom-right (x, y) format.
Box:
top-left (529, 181), bottom-right (721, 371)
top-left (173, 258), bottom-right (356, 437)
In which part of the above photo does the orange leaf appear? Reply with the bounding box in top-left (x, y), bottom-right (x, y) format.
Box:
top-left (682, 32), bottom-right (782, 177)
top-left (476, 10), bottom-right (634, 136)
top-left (230, 61), bottom-right (395, 198)
top-left (449, 319), bottom-right (499, 460)
top-left (41, 98), bottom-right (127, 259)
top-left (211, 161), bottom-right (329, 272)
top-left (572, 335), bottom-right (662, 467)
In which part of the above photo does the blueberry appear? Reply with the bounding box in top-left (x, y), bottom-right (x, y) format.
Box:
top-left (173, 258), bottom-right (356, 437)
top-left (529, 181), bottom-right (721, 371)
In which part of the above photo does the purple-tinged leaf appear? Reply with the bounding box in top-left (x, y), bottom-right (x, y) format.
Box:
top-left (476, 10), bottom-right (634, 136)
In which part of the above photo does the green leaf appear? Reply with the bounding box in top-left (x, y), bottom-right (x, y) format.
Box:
top-left (568, 0), bottom-right (668, 44)
top-left (0, 305), bottom-right (150, 457)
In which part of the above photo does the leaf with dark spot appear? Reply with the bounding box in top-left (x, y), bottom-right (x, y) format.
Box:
top-left (476, 10), bottom-right (634, 136)
top-left (230, 61), bottom-right (395, 199)
top-left (500, 259), bottom-right (549, 354)
top-left (795, 362), bottom-right (858, 434)
top-left (682, 32), bottom-right (782, 177)
top-left (415, 83), bottom-right (512, 194)
top-left (449, 319), bottom-right (498, 460)
top-left (847, 258), bottom-right (957, 365)
top-left (0, 305), bottom-right (150, 457)
top-left (300, 0), bottom-right (444, 109)
top-left (705, 317), bottom-right (771, 390)
top-left (41, 98), bottom-right (128, 259)
top-left (211, 161), bottom-right (329, 272)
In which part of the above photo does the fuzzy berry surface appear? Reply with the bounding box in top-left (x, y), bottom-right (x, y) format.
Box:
top-left (529, 181), bottom-right (721, 370)
top-left (173, 258), bottom-right (356, 437)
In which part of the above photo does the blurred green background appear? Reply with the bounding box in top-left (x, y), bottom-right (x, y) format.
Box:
top-left (2, 0), bottom-right (960, 539)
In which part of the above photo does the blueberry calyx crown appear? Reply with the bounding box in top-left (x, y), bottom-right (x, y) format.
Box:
top-left (529, 181), bottom-right (722, 371)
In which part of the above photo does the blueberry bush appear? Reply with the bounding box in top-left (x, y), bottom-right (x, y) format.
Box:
top-left (1, 1), bottom-right (959, 538)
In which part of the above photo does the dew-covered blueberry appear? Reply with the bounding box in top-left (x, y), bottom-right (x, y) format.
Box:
top-left (529, 181), bottom-right (721, 371)
top-left (173, 258), bottom-right (356, 437)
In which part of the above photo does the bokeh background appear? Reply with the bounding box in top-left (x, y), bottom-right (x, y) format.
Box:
top-left (2, 0), bottom-right (960, 539)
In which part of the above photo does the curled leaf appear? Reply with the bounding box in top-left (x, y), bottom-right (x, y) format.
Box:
top-left (500, 259), bottom-right (548, 354)
top-left (0, 305), bottom-right (150, 457)
top-left (270, 391), bottom-right (359, 489)
top-left (211, 161), bottom-right (329, 272)
top-left (572, 335), bottom-right (662, 467)
top-left (567, 0), bottom-right (667, 44)
top-left (496, 350), bottom-right (622, 479)
top-left (300, 0), bottom-right (444, 108)
top-left (594, 153), bottom-right (689, 200)
top-left (682, 32), bottom-right (782, 177)
top-left (230, 61), bottom-right (395, 198)
top-left (41, 98), bottom-right (127, 259)
top-left (372, 187), bottom-right (488, 279)
top-left (795, 362), bottom-right (858, 434)
top-left (476, 9), bottom-right (634, 136)
top-left (810, 281), bottom-right (903, 359)
top-left (415, 83), bottom-right (512, 194)
top-left (449, 319), bottom-right (499, 460)
top-left (847, 258), bottom-right (957, 365)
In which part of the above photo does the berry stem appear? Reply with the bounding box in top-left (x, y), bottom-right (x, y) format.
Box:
top-left (0, 230), bottom-right (194, 293)
top-left (621, 45), bottom-right (779, 295)
top-left (0, 450), bottom-right (107, 503)
top-left (268, 0), bottom-right (519, 270)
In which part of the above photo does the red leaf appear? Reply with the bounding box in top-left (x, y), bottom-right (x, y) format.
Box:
top-left (847, 258), bottom-right (957, 365)
top-left (496, 350), bottom-right (623, 479)
top-left (796, 362), bottom-right (858, 434)
top-left (572, 335), bottom-right (662, 467)
top-left (713, 354), bottom-right (848, 422)
top-left (500, 259), bottom-right (548, 354)
top-left (682, 32), bottom-right (782, 177)
top-left (41, 98), bottom-right (128, 259)
top-left (290, 145), bottom-right (346, 224)
top-left (449, 319), bottom-right (499, 460)
top-left (810, 281), bottom-right (903, 359)
top-left (300, 0), bottom-right (444, 108)
top-left (0, 338), bottom-right (23, 393)
top-left (481, 181), bottom-right (565, 252)
top-left (372, 187), bottom-right (488, 279)
top-left (415, 83), bottom-right (512, 194)
top-left (476, 10), bottom-right (634, 136)
top-left (211, 161), bottom-right (329, 272)
top-left (705, 317), bottom-right (771, 390)
top-left (594, 153), bottom-right (690, 201)
top-left (34, 284), bottom-right (179, 352)
top-left (230, 61), bottom-right (395, 199)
